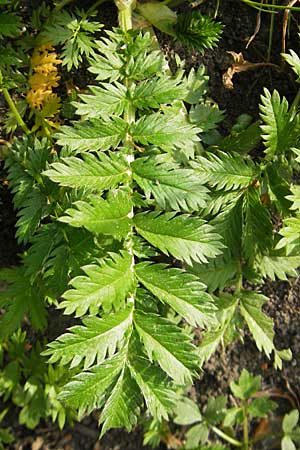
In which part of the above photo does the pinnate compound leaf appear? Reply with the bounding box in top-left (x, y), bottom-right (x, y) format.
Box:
top-left (59, 251), bottom-right (135, 316)
top-left (44, 151), bottom-right (129, 190)
top-left (260, 88), bottom-right (298, 158)
top-left (55, 117), bottom-right (127, 153)
top-left (129, 355), bottom-right (177, 421)
top-left (193, 150), bottom-right (257, 190)
top-left (239, 291), bottom-right (290, 369)
top-left (132, 156), bottom-right (208, 211)
top-left (130, 112), bottom-right (200, 148)
top-left (134, 311), bottom-right (198, 384)
top-left (60, 190), bottom-right (132, 239)
top-left (43, 306), bottom-right (133, 369)
top-left (135, 211), bottom-right (223, 265)
top-left (135, 262), bottom-right (216, 328)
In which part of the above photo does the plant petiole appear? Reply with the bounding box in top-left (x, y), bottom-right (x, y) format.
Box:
top-left (2, 88), bottom-right (30, 136)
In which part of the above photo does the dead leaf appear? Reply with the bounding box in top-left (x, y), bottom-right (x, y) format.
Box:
top-left (223, 51), bottom-right (278, 89)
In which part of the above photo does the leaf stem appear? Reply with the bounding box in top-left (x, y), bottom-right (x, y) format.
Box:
top-left (116, 0), bottom-right (135, 31)
top-left (267, 0), bottom-right (275, 62)
top-left (242, 401), bottom-right (250, 450)
top-left (211, 425), bottom-right (243, 447)
top-left (235, 259), bottom-right (243, 294)
top-left (53, 0), bottom-right (74, 13)
top-left (2, 88), bottom-right (30, 135)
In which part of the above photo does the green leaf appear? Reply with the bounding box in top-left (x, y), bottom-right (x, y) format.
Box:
top-left (282, 50), bottom-right (300, 83)
top-left (44, 151), bottom-right (129, 190)
top-left (283, 410), bottom-right (299, 434)
top-left (223, 407), bottom-right (243, 427)
top-left (134, 311), bottom-right (198, 384)
top-left (174, 398), bottom-right (202, 425)
top-left (218, 122), bottom-right (262, 154)
top-left (58, 350), bottom-right (126, 417)
top-left (15, 187), bottom-right (50, 244)
top-left (189, 102), bottom-right (224, 132)
top-left (132, 155), bottom-right (208, 211)
top-left (129, 354), bottom-right (177, 421)
top-left (198, 294), bottom-right (239, 365)
top-left (185, 65), bottom-right (208, 104)
top-left (242, 187), bottom-right (273, 261)
top-left (55, 117), bottom-right (127, 153)
top-left (99, 366), bottom-right (141, 435)
top-left (193, 151), bottom-right (258, 190)
top-left (59, 251), bottom-right (135, 316)
top-left (239, 291), bottom-right (289, 369)
top-left (282, 436), bottom-right (297, 450)
top-left (60, 190), bottom-right (132, 239)
top-left (42, 10), bottom-right (102, 70)
top-left (190, 257), bottom-right (238, 292)
top-left (130, 112), bottom-right (200, 148)
top-left (277, 217), bottom-right (300, 249)
top-left (0, 12), bottom-right (22, 38)
top-left (258, 255), bottom-right (300, 281)
top-left (135, 262), bottom-right (216, 328)
top-left (185, 423), bottom-right (209, 449)
top-left (173, 12), bottom-right (222, 52)
top-left (132, 76), bottom-right (187, 109)
top-left (135, 211), bottom-right (223, 265)
top-left (88, 36), bottom-right (123, 82)
top-left (137, 3), bottom-right (176, 34)
top-left (0, 267), bottom-right (47, 336)
top-left (260, 88), bottom-right (298, 159)
top-left (230, 369), bottom-right (261, 400)
top-left (204, 395), bottom-right (227, 424)
top-left (74, 82), bottom-right (128, 118)
top-left (43, 306), bottom-right (133, 369)
top-left (248, 397), bottom-right (276, 417)
top-left (266, 164), bottom-right (293, 216)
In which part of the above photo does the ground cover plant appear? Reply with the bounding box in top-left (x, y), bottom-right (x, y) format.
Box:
top-left (0, 0), bottom-right (300, 449)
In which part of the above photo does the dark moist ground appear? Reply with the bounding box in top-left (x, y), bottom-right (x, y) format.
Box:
top-left (1, 1), bottom-right (300, 449)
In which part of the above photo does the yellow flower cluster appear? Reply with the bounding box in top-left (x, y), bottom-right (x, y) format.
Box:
top-left (26, 43), bottom-right (62, 112)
